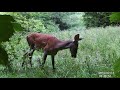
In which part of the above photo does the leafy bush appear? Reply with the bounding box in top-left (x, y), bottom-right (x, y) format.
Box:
top-left (0, 15), bottom-right (23, 70)
top-left (11, 12), bottom-right (85, 32)
top-left (83, 12), bottom-right (111, 28)
top-left (109, 12), bottom-right (120, 25)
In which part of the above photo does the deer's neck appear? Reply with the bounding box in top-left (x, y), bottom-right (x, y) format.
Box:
top-left (55, 40), bottom-right (73, 50)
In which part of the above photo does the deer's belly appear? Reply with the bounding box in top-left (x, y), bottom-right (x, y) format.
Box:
top-left (47, 51), bottom-right (58, 55)
top-left (44, 48), bottom-right (58, 55)
top-left (35, 42), bottom-right (47, 49)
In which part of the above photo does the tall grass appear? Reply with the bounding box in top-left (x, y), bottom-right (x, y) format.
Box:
top-left (1, 26), bottom-right (120, 78)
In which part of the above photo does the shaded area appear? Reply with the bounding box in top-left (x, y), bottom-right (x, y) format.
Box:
top-left (0, 15), bottom-right (14, 42)
top-left (0, 15), bottom-right (23, 71)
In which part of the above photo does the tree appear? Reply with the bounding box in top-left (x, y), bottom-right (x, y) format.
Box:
top-left (83, 12), bottom-right (112, 28)
top-left (10, 12), bottom-right (84, 32)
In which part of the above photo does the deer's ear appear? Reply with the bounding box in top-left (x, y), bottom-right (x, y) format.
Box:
top-left (74, 34), bottom-right (80, 41)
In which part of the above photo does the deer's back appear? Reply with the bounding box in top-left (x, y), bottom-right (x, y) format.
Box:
top-left (27, 33), bottom-right (60, 51)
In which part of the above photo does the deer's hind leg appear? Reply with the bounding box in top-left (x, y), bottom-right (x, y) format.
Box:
top-left (28, 44), bottom-right (36, 67)
top-left (28, 49), bottom-right (35, 67)
top-left (22, 44), bottom-right (35, 67)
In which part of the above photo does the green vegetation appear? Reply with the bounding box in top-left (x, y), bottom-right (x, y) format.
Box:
top-left (109, 12), bottom-right (120, 24)
top-left (0, 26), bottom-right (120, 78)
top-left (0, 15), bottom-right (23, 71)
top-left (0, 12), bottom-right (120, 78)
top-left (83, 12), bottom-right (112, 28)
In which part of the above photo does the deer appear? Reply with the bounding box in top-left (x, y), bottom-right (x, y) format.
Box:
top-left (22, 33), bottom-right (83, 69)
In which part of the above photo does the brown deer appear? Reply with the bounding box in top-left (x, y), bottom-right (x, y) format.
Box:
top-left (22, 33), bottom-right (83, 69)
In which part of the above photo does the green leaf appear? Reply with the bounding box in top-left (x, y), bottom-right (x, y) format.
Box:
top-left (114, 58), bottom-right (120, 77)
top-left (109, 12), bottom-right (120, 23)
top-left (0, 46), bottom-right (12, 71)
top-left (12, 22), bottom-right (23, 31)
top-left (0, 46), bottom-right (9, 65)
top-left (0, 15), bottom-right (14, 42)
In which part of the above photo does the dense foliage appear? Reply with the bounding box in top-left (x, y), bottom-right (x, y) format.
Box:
top-left (0, 12), bottom-right (120, 78)
top-left (109, 12), bottom-right (120, 24)
top-left (0, 15), bottom-right (23, 71)
top-left (2, 12), bottom-right (120, 32)
top-left (83, 12), bottom-right (112, 28)
top-left (1, 26), bottom-right (120, 78)
top-left (10, 12), bottom-right (84, 33)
